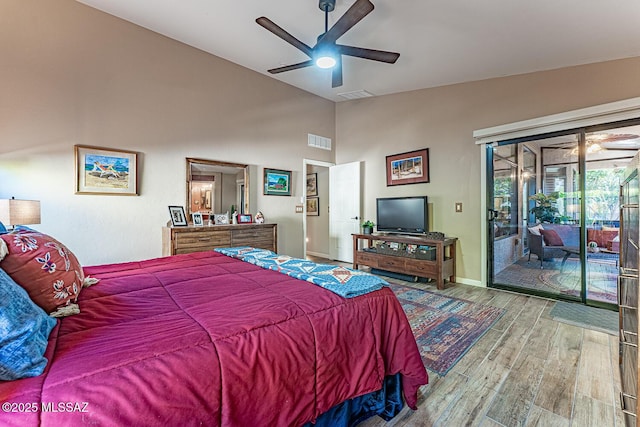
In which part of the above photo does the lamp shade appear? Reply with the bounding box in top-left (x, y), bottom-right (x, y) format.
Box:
top-left (0, 199), bottom-right (41, 226)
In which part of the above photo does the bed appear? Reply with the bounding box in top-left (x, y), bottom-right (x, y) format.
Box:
top-left (0, 245), bottom-right (428, 426)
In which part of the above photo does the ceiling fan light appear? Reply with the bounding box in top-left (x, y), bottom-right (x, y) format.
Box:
top-left (315, 55), bottom-right (336, 69)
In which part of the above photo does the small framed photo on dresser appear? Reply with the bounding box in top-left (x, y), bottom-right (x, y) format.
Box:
top-left (238, 214), bottom-right (253, 224)
top-left (168, 206), bottom-right (187, 227)
top-left (192, 212), bottom-right (204, 227)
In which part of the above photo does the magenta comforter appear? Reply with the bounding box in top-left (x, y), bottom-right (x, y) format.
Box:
top-left (0, 251), bottom-right (427, 426)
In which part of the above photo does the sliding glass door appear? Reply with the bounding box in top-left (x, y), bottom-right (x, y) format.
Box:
top-left (488, 121), bottom-right (640, 308)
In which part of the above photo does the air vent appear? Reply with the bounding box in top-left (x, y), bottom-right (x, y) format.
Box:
top-left (337, 89), bottom-right (374, 100)
top-left (308, 134), bottom-right (332, 151)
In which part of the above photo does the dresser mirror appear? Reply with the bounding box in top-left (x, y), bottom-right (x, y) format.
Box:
top-left (186, 158), bottom-right (249, 220)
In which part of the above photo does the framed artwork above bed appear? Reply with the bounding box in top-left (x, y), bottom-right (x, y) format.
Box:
top-left (75, 145), bottom-right (139, 195)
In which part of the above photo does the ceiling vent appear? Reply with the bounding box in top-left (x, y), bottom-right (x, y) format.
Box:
top-left (337, 89), bottom-right (374, 100)
top-left (308, 134), bottom-right (332, 151)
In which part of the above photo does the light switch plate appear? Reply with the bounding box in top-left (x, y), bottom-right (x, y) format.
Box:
top-left (455, 202), bottom-right (463, 213)
top-left (295, 205), bottom-right (304, 213)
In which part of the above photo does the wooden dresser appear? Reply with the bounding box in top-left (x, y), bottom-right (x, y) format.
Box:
top-left (162, 223), bottom-right (277, 256)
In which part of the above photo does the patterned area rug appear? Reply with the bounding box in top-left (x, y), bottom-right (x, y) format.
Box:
top-left (388, 282), bottom-right (506, 376)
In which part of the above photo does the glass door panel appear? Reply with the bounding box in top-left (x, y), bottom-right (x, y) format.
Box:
top-left (584, 125), bottom-right (640, 306)
top-left (490, 134), bottom-right (583, 300)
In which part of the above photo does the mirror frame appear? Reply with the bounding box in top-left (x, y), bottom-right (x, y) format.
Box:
top-left (186, 158), bottom-right (250, 219)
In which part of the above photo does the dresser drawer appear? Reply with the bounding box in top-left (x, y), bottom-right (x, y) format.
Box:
top-left (175, 231), bottom-right (231, 251)
top-left (378, 256), bottom-right (405, 270)
top-left (231, 229), bottom-right (274, 244)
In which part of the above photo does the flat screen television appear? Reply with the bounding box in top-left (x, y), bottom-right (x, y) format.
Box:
top-left (376, 196), bottom-right (428, 235)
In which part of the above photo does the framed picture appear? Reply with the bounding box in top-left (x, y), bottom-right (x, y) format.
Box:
top-left (264, 168), bottom-right (292, 196)
top-left (306, 173), bottom-right (318, 196)
top-left (75, 145), bottom-right (138, 195)
top-left (386, 148), bottom-right (429, 186)
top-left (306, 197), bottom-right (319, 216)
top-left (169, 206), bottom-right (187, 227)
top-left (192, 212), bottom-right (204, 227)
top-left (214, 212), bottom-right (229, 225)
top-left (238, 214), bottom-right (253, 224)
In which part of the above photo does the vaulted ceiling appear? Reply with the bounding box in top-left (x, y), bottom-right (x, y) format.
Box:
top-left (77, 0), bottom-right (640, 102)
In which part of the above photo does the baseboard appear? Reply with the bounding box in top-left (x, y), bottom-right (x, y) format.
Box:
top-left (306, 251), bottom-right (330, 259)
top-left (456, 277), bottom-right (484, 287)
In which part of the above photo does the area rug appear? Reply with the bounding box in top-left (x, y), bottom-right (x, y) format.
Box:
top-left (388, 282), bottom-right (506, 376)
top-left (550, 301), bottom-right (618, 335)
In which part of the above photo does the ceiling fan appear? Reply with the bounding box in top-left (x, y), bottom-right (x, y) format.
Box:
top-left (256, 0), bottom-right (400, 88)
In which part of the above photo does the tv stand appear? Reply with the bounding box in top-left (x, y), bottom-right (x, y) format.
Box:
top-left (352, 233), bottom-right (457, 290)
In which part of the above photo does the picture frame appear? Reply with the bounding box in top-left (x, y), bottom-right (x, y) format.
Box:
top-left (264, 168), bottom-right (292, 196)
top-left (168, 206), bottom-right (188, 227)
top-left (214, 212), bottom-right (229, 225)
top-left (238, 214), bottom-right (253, 224)
top-left (306, 197), bottom-right (319, 216)
top-left (386, 148), bottom-right (430, 186)
top-left (191, 212), bottom-right (204, 227)
top-left (306, 173), bottom-right (318, 196)
top-left (75, 145), bottom-right (138, 195)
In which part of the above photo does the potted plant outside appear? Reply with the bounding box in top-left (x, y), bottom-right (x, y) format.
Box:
top-left (529, 192), bottom-right (562, 223)
top-left (362, 220), bottom-right (375, 235)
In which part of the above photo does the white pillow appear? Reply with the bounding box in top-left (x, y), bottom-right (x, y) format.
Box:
top-left (528, 224), bottom-right (544, 236)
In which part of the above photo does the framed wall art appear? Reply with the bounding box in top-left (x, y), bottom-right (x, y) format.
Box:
top-left (264, 168), bottom-right (292, 196)
top-left (306, 197), bottom-right (319, 216)
top-left (306, 173), bottom-right (318, 196)
top-left (386, 148), bottom-right (429, 186)
top-left (169, 206), bottom-right (187, 227)
top-left (75, 145), bottom-right (138, 195)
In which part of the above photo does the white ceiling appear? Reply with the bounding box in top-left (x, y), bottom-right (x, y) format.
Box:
top-left (76, 0), bottom-right (640, 102)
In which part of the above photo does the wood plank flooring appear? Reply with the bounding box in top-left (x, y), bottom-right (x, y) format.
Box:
top-left (357, 279), bottom-right (623, 427)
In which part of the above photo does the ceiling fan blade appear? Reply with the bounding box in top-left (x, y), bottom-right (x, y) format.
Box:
top-left (337, 44), bottom-right (400, 63)
top-left (318, 0), bottom-right (374, 45)
top-left (267, 60), bottom-right (314, 74)
top-left (332, 56), bottom-right (343, 88)
top-left (256, 17), bottom-right (313, 57)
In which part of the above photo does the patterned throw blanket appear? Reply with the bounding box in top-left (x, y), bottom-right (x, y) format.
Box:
top-left (214, 247), bottom-right (388, 298)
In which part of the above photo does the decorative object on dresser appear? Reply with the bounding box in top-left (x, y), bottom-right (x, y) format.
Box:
top-left (263, 168), bottom-right (292, 196)
top-left (214, 212), bottom-right (229, 225)
top-left (238, 214), bottom-right (253, 224)
top-left (168, 206), bottom-right (188, 227)
top-left (162, 223), bottom-right (277, 256)
top-left (255, 211), bottom-right (265, 224)
top-left (352, 233), bottom-right (457, 290)
top-left (191, 212), bottom-right (204, 227)
top-left (619, 156), bottom-right (640, 426)
top-left (75, 145), bottom-right (138, 195)
top-left (386, 148), bottom-right (429, 186)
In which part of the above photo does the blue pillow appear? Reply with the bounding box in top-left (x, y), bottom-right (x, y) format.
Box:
top-left (0, 267), bottom-right (57, 381)
top-left (0, 221), bottom-right (7, 235)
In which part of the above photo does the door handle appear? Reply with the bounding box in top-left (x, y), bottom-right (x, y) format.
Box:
top-left (350, 216), bottom-right (359, 220)
top-left (488, 209), bottom-right (498, 221)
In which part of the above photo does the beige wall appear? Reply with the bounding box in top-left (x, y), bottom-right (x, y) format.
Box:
top-left (3, 0), bottom-right (640, 284)
top-left (335, 57), bottom-right (640, 284)
top-left (0, 0), bottom-right (334, 265)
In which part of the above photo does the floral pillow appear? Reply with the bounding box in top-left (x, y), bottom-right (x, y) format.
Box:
top-left (0, 231), bottom-right (85, 317)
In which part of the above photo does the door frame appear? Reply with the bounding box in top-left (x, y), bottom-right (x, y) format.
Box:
top-left (302, 159), bottom-right (334, 260)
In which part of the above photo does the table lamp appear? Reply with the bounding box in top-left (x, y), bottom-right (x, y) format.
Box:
top-left (0, 198), bottom-right (41, 231)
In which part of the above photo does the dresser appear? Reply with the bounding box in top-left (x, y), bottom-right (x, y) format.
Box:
top-left (162, 223), bottom-right (277, 256)
top-left (620, 154), bottom-right (640, 426)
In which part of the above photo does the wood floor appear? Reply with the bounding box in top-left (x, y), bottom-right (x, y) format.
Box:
top-left (358, 279), bottom-right (624, 427)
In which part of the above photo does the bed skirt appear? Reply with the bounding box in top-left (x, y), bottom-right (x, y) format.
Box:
top-left (308, 374), bottom-right (404, 427)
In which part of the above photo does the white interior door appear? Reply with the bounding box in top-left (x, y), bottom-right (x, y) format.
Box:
top-left (329, 161), bottom-right (361, 263)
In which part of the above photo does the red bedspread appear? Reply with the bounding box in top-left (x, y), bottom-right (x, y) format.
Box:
top-left (0, 251), bottom-right (427, 426)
